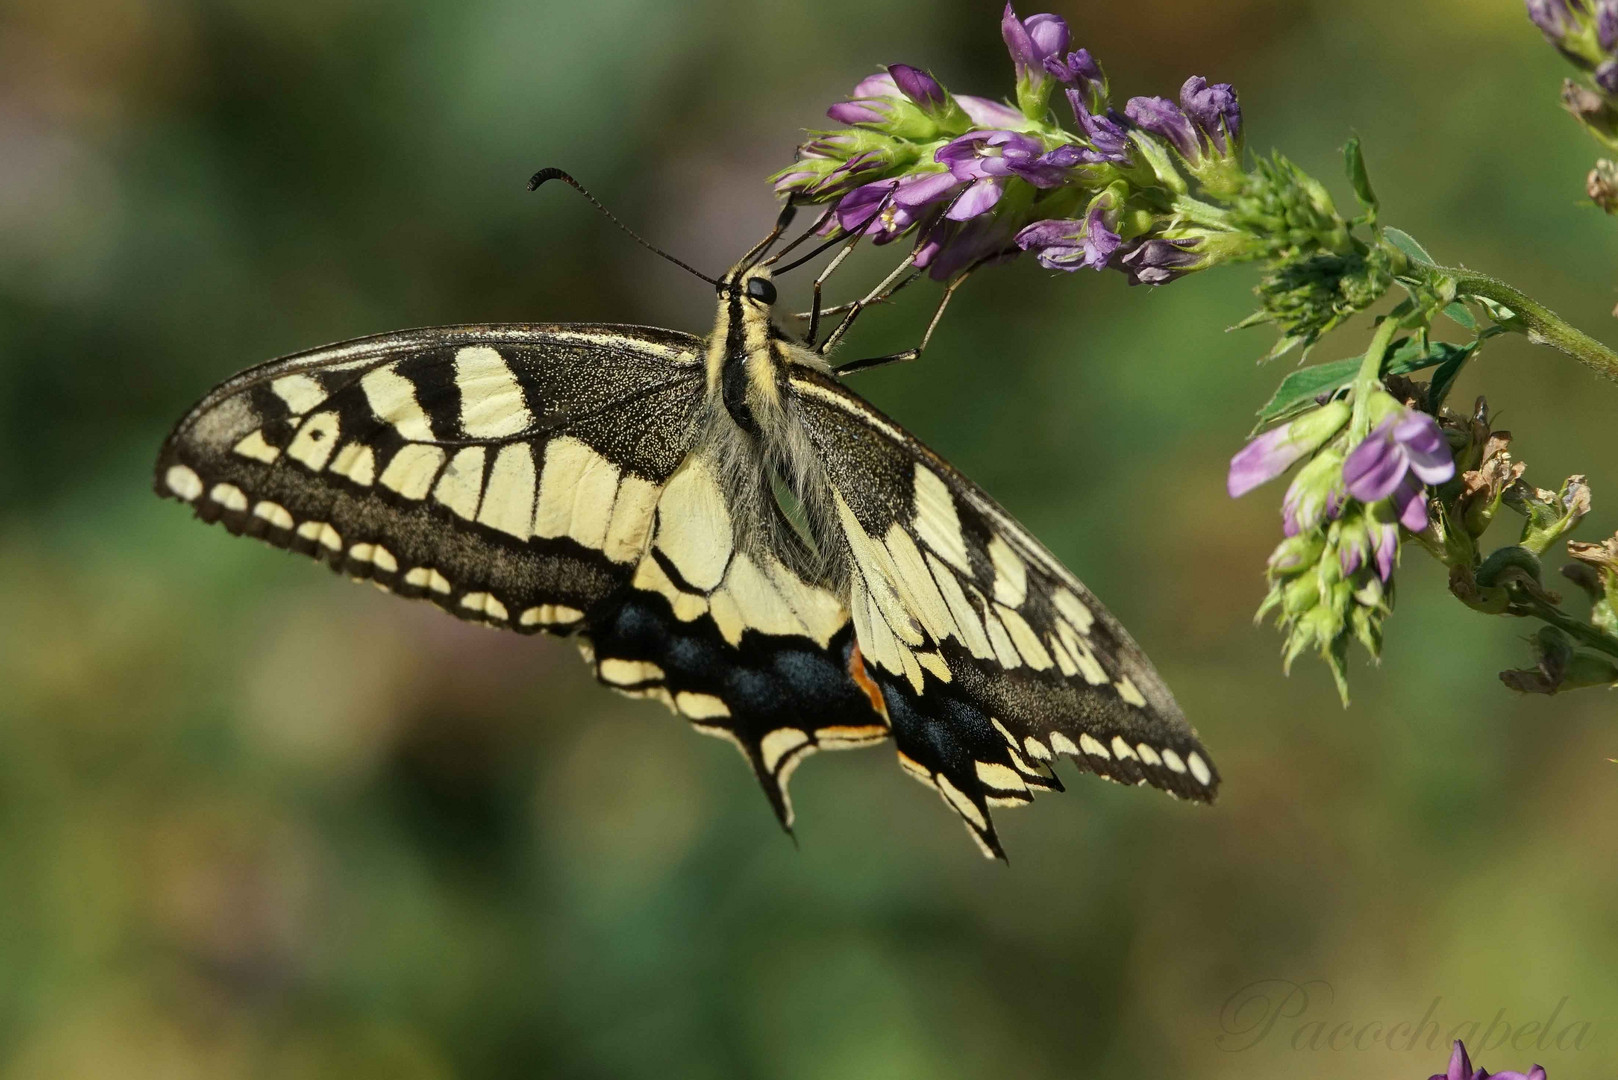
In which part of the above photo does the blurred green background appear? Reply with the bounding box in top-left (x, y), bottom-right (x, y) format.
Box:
top-left (2, 0), bottom-right (1614, 1076)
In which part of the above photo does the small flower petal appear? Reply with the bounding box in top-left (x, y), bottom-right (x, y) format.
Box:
top-left (1392, 472), bottom-right (1431, 531)
top-left (1228, 425), bottom-right (1310, 497)
top-left (1180, 76), bottom-right (1242, 154)
top-left (957, 94), bottom-right (1025, 128)
top-left (827, 100), bottom-right (887, 125)
top-left (1342, 417), bottom-right (1407, 503)
top-left (888, 63), bottom-right (946, 107)
top-left (1392, 411), bottom-right (1456, 484)
top-left (1124, 96), bottom-right (1200, 160)
top-left (947, 177), bottom-right (1006, 219)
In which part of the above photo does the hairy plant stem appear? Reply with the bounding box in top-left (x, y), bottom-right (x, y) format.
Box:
top-left (1436, 266), bottom-right (1618, 384)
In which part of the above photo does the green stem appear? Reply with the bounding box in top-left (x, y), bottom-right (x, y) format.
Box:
top-left (1518, 597), bottom-right (1618, 660)
top-left (1434, 266), bottom-right (1618, 384)
top-left (1349, 314), bottom-right (1403, 439)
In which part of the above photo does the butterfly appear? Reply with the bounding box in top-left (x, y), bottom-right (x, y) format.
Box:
top-left (154, 178), bottom-right (1219, 858)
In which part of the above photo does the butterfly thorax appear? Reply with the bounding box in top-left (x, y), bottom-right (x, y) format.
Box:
top-left (701, 262), bottom-right (840, 583)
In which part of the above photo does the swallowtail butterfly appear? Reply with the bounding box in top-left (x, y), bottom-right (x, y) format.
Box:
top-left (155, 196), bottom-right (1219, 858)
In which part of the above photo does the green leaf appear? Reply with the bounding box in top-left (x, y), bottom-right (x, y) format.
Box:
top-left (1344, 137), bottom-right (1377, 215)
top-left (1441, 302), bottom-right (1476, 331)
top-left (1253, 338), bottom-right (1473, 427)
top-left (1254, 357), bottom-right (1363, 427)
top-left (1382, 227), bottom-right (1435, 266)
top-left (1427, 341), bottom-right (1479, 409)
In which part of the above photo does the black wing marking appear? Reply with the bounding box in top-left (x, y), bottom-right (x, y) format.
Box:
top-left (579, 448), bottom-right (889, 831)
top-left (155, 323), bottom-right (705, 631)
top-left (788, 368), bottom-right (1218, 858)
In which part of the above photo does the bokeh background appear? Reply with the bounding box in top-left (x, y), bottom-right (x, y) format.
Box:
top-left (2, 0), bottom-right (1614, 1076)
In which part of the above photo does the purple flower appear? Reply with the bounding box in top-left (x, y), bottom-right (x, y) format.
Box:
top-left (834, 172), bottom-right (959, 238)
top-left (913, 215), bottom-right (1017, 280)
top-left (1001, 5), bottom-right (1071, 84)
top-left (936, 130), bottom-right (1081, 190)
top-left (957, 95), bottom-right (1026, 129)
top-left (1118, 237), bottom-right (1202, 285)
top-left (1014, 193), bottom-right (1122, 271)
top-left (1342, 408), bottom-right (1455, 533)
top-left (889, 63), bottom-right (947, 108)
top-left (827, 72), bottom-right (901, 125)
top-left (1047, 47), bottom-right (1109, 115)
top-left (1063, 95), bottom-right (1131, 162)
top-left (1126, 80), bottom-right (1242, 164)
top-left (1227, 401), bottom-right (1352, 498)
top-left (1429, 1040), bottom-right (1548, 1080)
top-left (1599, 0), bottom-right (1618, 49)
top-left (1598, 58), bottom-right (1618, 93)
top-left (1180, 76), bottom-right (1242, 154)
top-left (1527, 0), bottom-right (1581, 42)
top-left (1125, 96), bottom-right (1200, 160)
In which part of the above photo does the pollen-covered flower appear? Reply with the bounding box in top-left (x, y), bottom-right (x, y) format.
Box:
top-left (1342, 407), bottom-right (1455, 532)
top-left (834, 172), bottom-right (959, 239)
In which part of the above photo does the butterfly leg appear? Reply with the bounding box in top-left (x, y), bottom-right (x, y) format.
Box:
top-left (832, 265), bottom-right (976, 376)
top-left (817, 252), bottom-right (920, 356)
top-left (795, 269), bottom-right (922, 324)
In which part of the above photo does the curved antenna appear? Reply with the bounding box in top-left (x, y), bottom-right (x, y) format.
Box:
top-left (528, 168), bottom-right (719, 286)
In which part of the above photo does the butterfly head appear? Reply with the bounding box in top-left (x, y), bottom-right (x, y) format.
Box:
top-left (718, 263), bottom-right (778, 308)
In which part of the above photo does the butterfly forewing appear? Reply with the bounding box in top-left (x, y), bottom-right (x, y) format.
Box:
top-left (156, 324), bottom-right (706, 631)
top-left (788, 367), bottom-right (1218, 856)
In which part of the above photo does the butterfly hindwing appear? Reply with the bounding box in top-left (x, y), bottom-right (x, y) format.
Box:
top-left (789, 367), bottom-right (1218, 856)
top-left (155, 323), bottom-right (706, 632)
top-left (583, 449), bottom-right (889, 828)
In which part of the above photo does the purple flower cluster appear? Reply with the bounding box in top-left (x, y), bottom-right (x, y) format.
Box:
top-left (1342, 408), bottom-right (1456, 531)
top-left (773, 5), bottom-right (1245, 282)
top-left (1228, 398), bottom-right (1455, 585)
top-left (1527, 0), bottom-right (1618, 92)
top-left (1430, 1040), bottom-right (1547, 1080)
top-left (1125, 77), bottom-right (1243, 166)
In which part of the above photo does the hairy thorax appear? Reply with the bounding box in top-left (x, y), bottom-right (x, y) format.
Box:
top-left (699, 264), bottom-right (842, 588)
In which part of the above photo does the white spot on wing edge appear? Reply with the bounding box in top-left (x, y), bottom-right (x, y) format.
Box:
top-left (460, 591), bottom-right (509, 621)
top-left (1187, 751), bottom-right (1213, 786)
top-left (1160, 748), bottom-right (1187, 774)
top-left (519, 604), bottom-right (585, 628)
top-left (252, 501), bottom-right (293, 529)
top-left (599, 657), bottom-right (665, 687)
top-left (674, 691), bottom-right (729, 720)
top-left (165, 465), bottom-right (204, 501)
top-left (208, 483), bottom-right (248, 512)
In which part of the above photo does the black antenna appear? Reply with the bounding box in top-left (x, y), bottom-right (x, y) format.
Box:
top-left (529, 167), bottom-right (719, 286)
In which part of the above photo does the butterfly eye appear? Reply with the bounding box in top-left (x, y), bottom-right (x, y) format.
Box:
top-left (746, 277), bottom-right (777, 305)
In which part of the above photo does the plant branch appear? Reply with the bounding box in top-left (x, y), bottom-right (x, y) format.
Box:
top-left (1436, 266), bottom-right (1618, 384)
